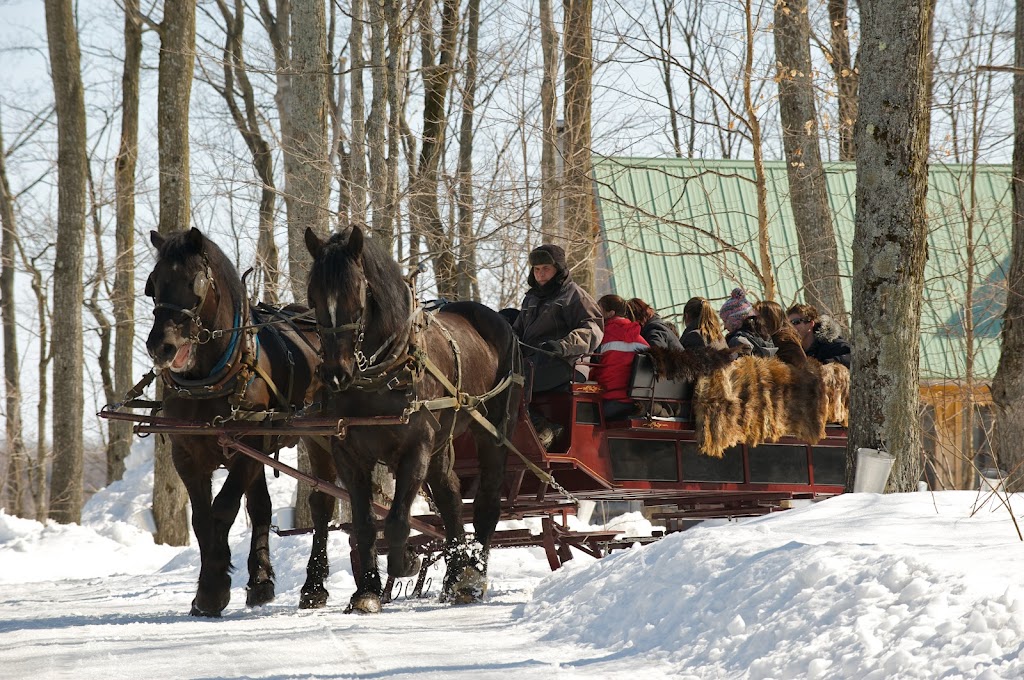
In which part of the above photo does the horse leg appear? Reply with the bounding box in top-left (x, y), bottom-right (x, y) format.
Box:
top-left (174, 448), bottom-right (231, 617)
top-left (337, 453), bottom-right (383, 613)
top-left (241, 461), bottom-right (276, 607)
top-left (425, 449), bottom-right (483, 604)
top-left (192, 462), bottom-right (249, 616)
top-left (468, 431), bottom-right (509, 593)
top-left (384, 440), bottom-right (431, 580)
top-left (299, 439), bottom-right (337, 609)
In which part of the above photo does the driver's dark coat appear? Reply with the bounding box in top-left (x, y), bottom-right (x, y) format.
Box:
top-left (513, 278), bottom-right (603, 392)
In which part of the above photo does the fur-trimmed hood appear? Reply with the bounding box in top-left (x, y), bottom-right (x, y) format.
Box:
top-left (813, 315), bottom-right (844, 343)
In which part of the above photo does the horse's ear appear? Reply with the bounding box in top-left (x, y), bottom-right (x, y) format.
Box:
top-left (150, 231), bottom-right (164, 250)
top-left (304, 227), bottom-right (325, 260)
top-left (346, 225), bottom-right (364, 259)
top-left (187, 227), bottom-right (204, 253)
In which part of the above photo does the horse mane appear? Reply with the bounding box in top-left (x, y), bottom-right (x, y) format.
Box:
top-left (317, 227), bottom-right (409, 340)
top-left (157, 229), bottom-right (246, 309)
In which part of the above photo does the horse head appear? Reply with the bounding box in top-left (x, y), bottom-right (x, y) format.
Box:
top-left (305, 225), bottom-right (369, 391)
top-left (145, 227), bottom-right (238, 375)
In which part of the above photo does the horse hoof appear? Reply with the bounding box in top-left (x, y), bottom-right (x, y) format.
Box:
top-left (246, 580), bottom-right (276, 607)
top-left (344, 592), bottom-right (382, 614)
top-left (299, 588), bottom-right (329, 610)
top-left (189, 598), bottom-right (223, 618)
top-left (444, 567), bottom-right (487, 605)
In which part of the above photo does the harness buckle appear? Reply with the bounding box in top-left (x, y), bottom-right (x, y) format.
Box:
top-left (387, 376), bottom-right (402, 391)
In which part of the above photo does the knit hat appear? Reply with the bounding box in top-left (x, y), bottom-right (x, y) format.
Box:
top-left (719, 288), bottom-right (755, 332)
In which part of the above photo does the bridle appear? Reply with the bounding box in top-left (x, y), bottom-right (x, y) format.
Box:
top-left (316, 278), bottom-right (419, 387)
top-left (151, 257), bottom-right (220, 346)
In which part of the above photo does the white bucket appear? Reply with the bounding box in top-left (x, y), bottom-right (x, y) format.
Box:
top-left (979, 468), bottom-right (1004, 494)
top-left (853, 448), bottom-right (895, 493)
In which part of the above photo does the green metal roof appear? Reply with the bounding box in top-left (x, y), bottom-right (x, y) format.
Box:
top-left (592, 157), bottom-right (1012, 382)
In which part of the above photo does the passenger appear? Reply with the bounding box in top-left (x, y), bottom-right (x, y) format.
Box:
top-left (625, 297), bottom-right (683, 350)
top-left (786, 303), bottom-right (852, 368)
top-left (680, 297), bottom-right (727, 350)
top-left (754, 300), bottom-right (807, 368)
top-left (592, 294), bottom-right (649, 421)
top-left (513, 244), bottom-right (604, 448)
top-left (718, 288), bottom-right (776, 358)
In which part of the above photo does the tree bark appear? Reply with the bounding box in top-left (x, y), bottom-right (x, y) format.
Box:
top-left (539, 0), bottom-right (559, 243)
top-left (743, 0), bottom-right (775, 302)
top-left (774, 0), bottom-right (848, 323)
top-left (456, 0), bottom-right (481, 301)
top-left (991, 0), bottom-right (1024, 492)
top-left (110, 0), bottom-right (141, 485)
top-left (847, 0), bottom-right (934, 492)
top-left (45, 0), bottom-right (88, 524)
top-left (367, 0), bottom-right (390, 244)
top-left (827, 0), bottom-right (859, 161)
top-left (350, 0), bottom-right (368, 226)
top-left (0, 120), bottom-right (28, 517)
top-left (413, 0), bottom-right (459, 298)
top-left (562, 0), bottom-right (595, 293)
top-left (284, 0), bottom-right (331, 300)
top-left (153, 0), bottom-right (196, 545)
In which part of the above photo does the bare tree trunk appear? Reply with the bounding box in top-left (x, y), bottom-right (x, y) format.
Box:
top-left (0, 121), bottom-right (27, 517)
top-left (110, 0), bottom-right (141, 485)
top-left (45, 0), bottom-right (87, 524)
top-left (214, 0), bottom-right (280, 304)
top-left (539, 0), bottom-right (559, 243)
top-left (286, 0), bottom-right (331, 299)
top-left (563, 0), bottom-right (594, 293)
top-left (153, 0), bottom-right (196, 544)
top-left (774, 0), bottom-right (847, 322)
top-left (827, 0), bottom-right (859, 161)
top-left (742, 0), bottom-right (774, 302)
top-left (413, 0), bottom-right (459, 298)
top-left (367, 0), bottom-right (390, 244)
top-left (847, 0), bottom-right (934, 492)
top-left (18, 246), bottom-right (50, 520)
top-left (992, 0), bottom-right (1024, 492)
top-left (384, 0), bottom-right (404, 246)
top-left (456, 0), bottom-right (481, 301)
top-left (350, 0), bottom-right (369, 226)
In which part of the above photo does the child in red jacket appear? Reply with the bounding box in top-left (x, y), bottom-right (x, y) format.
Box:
top-left (592, 294), bottom-right (649, 420)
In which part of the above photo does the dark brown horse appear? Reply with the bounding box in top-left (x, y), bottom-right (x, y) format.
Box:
top-left (304, 225), bottom-right (523, 612)
top-left (144, 228), bottom-right (337, 616)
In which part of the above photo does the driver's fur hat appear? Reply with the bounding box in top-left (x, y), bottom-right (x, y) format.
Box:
top-left (528, 244), bottom-right (567, 269)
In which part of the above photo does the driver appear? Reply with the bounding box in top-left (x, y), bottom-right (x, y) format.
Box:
top-left (513, 244), bottom-right (604, 447)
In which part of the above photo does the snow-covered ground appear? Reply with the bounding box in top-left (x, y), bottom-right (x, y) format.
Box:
top-left (2, 444), bottom-right (1023, 679)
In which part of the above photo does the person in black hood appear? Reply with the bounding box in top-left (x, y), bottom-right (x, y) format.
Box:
top-left (625, 297), bottom-right (683, 351)
top-left (513, 244), bottom-right (604, 447)
top-left (786, 303), bottom-right (852, 368)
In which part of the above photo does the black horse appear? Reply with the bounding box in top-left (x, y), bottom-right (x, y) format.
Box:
top-left (304, 225), bottom-right (523, 612)
top-left (145, 227), bottom-right (337, 616)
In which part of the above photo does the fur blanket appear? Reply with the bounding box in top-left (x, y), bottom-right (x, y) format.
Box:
top-left (647, 347), bottom-right (850, 458)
